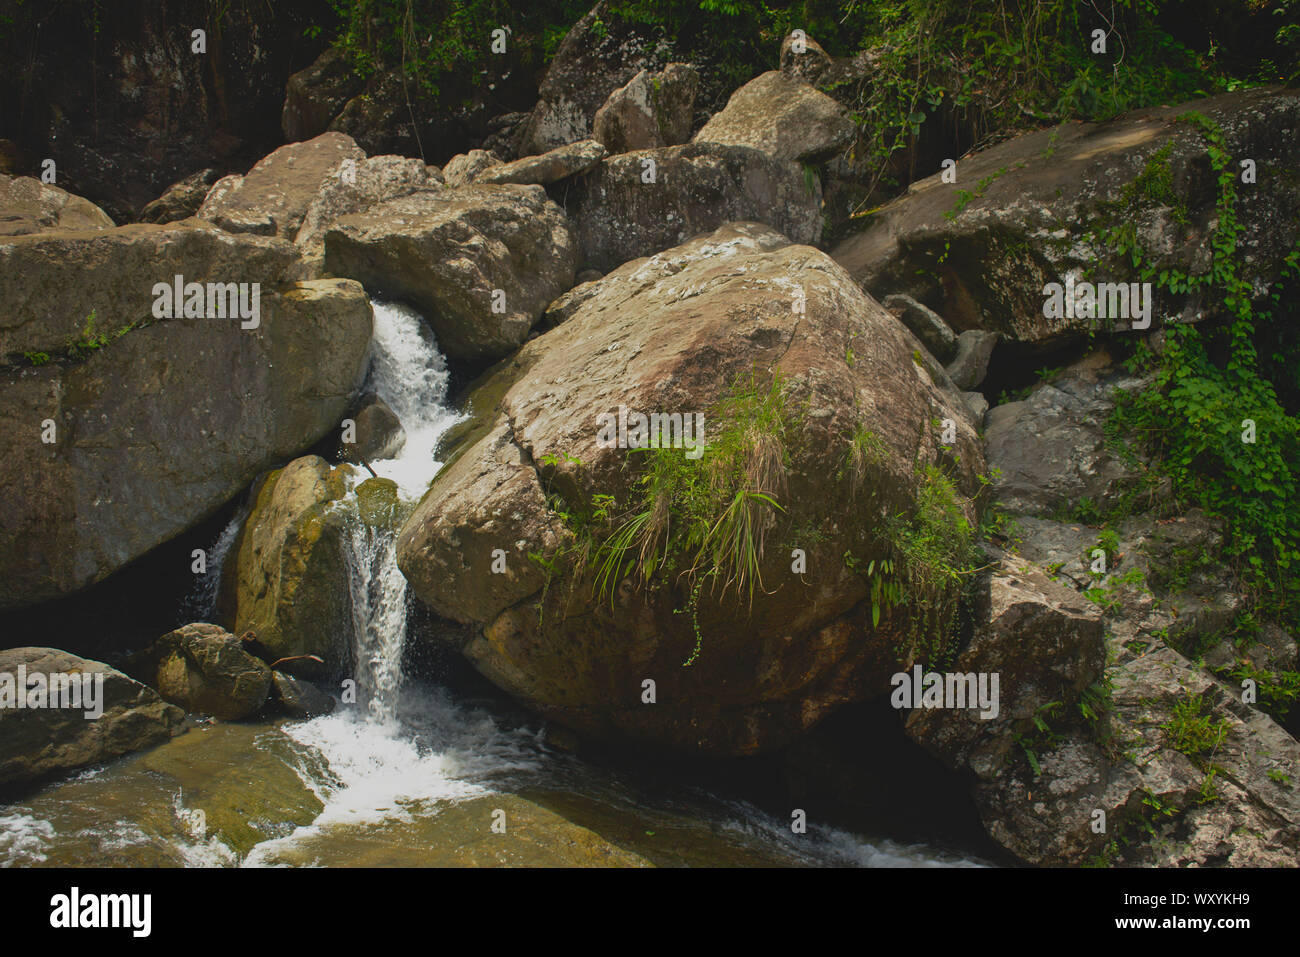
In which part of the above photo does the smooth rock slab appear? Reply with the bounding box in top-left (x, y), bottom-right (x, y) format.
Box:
top-left (0, 255), bottom-right (372, 610)
top-left (0, 222), bottom-right (297, 357)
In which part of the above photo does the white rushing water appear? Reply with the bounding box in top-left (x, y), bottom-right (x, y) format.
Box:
top-left (344, 525), bottom-right (409, 726)
top-left (180, 504), bottom-right (248, 621)
top-left (363, 300), bottom-right (464, 498)
top-left (341, 300), bottom-right (463, 724)
top-left (243, 298), bottom-right (512, 857)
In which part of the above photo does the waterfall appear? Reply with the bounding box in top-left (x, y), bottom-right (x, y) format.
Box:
top-left (363, 300), bottom-right (462, 499)
top-left (344, 525), bottom-right (408, 725)
top-left (340, 300), bottom-right (462, 722)
top-left (182, 299), bottom-right (454, 714)
top-left (180, 503), bottom-right (248, 622)
top-left (1, 294), bottom-right (989, 868)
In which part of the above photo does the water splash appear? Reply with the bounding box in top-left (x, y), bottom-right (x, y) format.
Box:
top-left (0, 812), bottom-right (55, 865)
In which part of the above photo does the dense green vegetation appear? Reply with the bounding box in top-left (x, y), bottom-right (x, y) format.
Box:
top-left (315, 0), bottom-right (593, 98)
top-left (1104, 113), bottom-right (1300, 625)
top-left (540, 371), bottom-right (801, 666)
top-left (309, 0), bottom-right (1298, 195)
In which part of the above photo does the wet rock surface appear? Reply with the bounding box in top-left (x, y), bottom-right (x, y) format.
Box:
top-left (0, 647), bottom-right (186, 787)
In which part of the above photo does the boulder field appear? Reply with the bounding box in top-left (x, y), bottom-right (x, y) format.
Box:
top-left (0, 5), bottom-right (1297, 870)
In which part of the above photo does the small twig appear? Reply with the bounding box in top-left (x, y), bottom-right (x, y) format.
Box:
top-left (269, 654), bottom-right (325, 671)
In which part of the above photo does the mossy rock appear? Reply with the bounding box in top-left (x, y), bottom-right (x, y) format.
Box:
top-left (356, 476), bottom-right (403, 529)
top-left (231, 456), bottom-right (355, 675)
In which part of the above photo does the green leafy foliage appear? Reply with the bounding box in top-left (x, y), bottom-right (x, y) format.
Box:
top-left (592, 371), bottom-right (795, 616)
top-left (529, 370), bottom-right (798, 665)
top-left (1161, 692), bottom-right (1231, 759)
top-left (64, 310), bottom-right (132, 361)
top-left (1106, 114), bottom-right (1300, 624)
top-left (305, 1), bottom-right (1296, 196)
top-left (320, 0), bottom-right (591, 97)
top-left (878, 462), bottom-right (978, 667)
top-left (1216, 662), bottom-right (1300, 721)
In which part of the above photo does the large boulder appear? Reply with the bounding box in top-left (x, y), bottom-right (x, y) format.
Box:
top-left (395, 222), bottom-right (984, 755)
top-left (443, 150), bottom-right (502, 187)
top-left (324, 184), bottom-right (578, 360)
top-left (0, 647), bottom-right (186, 786)
top-left (513, 2), bottom-right (664, 157)
top-left (0, 174), bottom-right (114, 236)
top-left (592, 64), bottom-right (699, 153)
top-left (474, 139), bottom-right (606, 186)
top-left (282, 47), bottom-right (366, 143)
top-left (0, 225), bottom-right (372, 610)
top-left (290, 154), bottom-right (432, 278)
top-left (133, 623), bottom-right (273, 721)
top-left (138, 169), bottom-right (219, 225)
top-left (566, 143), bottom-right (823, 273)
top-left (230, 456), bottom-right (355, 675)
top-left (0, 223), bottom-right (295, 357)
top-left (693, 71), bottom-right (855, 163)
top-left (197, 132), bottom-right (365, 238)
top-left (905, 551), bottom-right (1107, 779)
top-left (830, 88), bottom-right (1300, 343)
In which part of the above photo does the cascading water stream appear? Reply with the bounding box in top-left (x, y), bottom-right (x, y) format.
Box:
top-left (345, 526), bottom-right (408, 726)
top-left (240, 298), bottom-right (537, 854)
top-left (180, 503), bottom-right (248, 621)
top-left (338, 300), bottom-right (462, 724)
